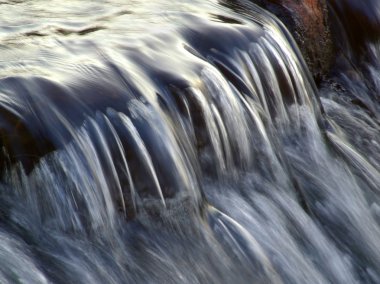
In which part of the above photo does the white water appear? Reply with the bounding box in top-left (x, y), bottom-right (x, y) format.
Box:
top-left (0, 0), bottom-right (379, 283)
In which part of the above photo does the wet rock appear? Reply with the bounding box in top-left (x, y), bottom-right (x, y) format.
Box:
top-left (327, 0), bottom-right (380, 58)
top-left (251, 0), bottom-right (335, 83)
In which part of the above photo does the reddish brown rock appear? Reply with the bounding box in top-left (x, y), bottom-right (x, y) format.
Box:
top-left (253, 0), bottom-right (335, 82)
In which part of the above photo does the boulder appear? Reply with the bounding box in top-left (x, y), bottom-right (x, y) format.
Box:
top-left (327, 0), bottom-right (380, 58)
top-left (252, 0), bottom-right (335, 83)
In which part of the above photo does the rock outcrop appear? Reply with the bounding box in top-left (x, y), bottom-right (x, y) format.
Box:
top-left (252, 0), bottom-right (335, 83)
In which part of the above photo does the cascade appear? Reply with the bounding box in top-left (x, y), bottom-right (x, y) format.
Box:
top-left (0, 0), bottom-right (379, 283)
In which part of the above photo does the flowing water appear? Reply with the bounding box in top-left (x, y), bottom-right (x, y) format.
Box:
top-left (0, 0), bottom-right (379, 283)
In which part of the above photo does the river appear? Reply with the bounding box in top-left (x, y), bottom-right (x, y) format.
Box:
top-left (0, 0), bottom-right (379, 283)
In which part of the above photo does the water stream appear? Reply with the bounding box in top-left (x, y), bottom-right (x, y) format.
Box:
top-left (0, 0), bottom-right (379, 283)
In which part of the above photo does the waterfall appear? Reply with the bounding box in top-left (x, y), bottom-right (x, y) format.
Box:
top-left (0, 0), bottom-right (379, 283)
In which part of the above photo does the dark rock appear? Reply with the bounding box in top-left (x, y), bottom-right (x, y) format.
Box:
top-left (327, 0), bottom-right (380, 60)
top-left (251, 0), bottom-right (335, 83)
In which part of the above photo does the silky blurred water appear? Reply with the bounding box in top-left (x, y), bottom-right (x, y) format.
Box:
top-left (0, 0), bottom-right (379, 283)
